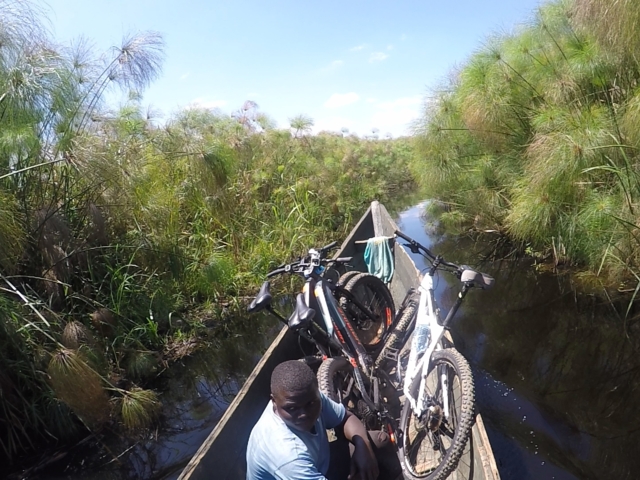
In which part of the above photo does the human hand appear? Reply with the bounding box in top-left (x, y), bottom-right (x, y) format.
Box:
top-left (348, 437), bottom-right (378, 480)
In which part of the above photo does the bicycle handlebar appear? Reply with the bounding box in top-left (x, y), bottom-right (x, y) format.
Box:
top-left (394, 230), bottom-right (459, 269)
top-left (395, 229), bottom-right (495, 289)
top-left (265, 250), bottom-right (352, 279)
top-left (321, 241), bottom-right (338, 253)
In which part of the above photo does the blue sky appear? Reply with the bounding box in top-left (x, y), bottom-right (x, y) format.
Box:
top-left (42, 0), bottom-right (543, 137)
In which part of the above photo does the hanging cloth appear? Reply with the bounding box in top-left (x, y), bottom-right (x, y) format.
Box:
top-left (363, 236), bottom-right (394, 284)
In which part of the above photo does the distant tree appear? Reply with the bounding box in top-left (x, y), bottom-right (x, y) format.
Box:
top-left (232, 100), bottom-right (272, 132)
top-left (289, 114), bottom-right (314, 137)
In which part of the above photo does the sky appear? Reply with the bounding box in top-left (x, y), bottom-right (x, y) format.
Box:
top-left (40, 0), bottom-right (543, 137)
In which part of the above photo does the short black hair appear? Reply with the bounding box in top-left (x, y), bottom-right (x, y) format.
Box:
top-left (271, 360), bottom-right (317, 395)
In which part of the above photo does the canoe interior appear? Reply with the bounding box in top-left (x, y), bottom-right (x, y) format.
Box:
top-left (178, 201), bottom-right (500, 480)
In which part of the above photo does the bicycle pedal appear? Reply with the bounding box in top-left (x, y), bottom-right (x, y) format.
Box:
top-left (382, 347), bottom-right (400, 362)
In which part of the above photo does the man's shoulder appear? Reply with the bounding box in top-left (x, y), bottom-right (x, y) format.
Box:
top-left (248, 404), bottom-right (303, 457)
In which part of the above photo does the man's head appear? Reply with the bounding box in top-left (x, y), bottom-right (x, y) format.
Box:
top-left (270, 360), bottom-right (321, 432)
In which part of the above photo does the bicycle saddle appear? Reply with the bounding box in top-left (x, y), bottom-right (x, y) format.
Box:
top-left (288, 293), bottom-right (315, 330)
top-left (248, 281), bottom-right (273, 312)
top-left (460, 268), bottom-right (495, 289)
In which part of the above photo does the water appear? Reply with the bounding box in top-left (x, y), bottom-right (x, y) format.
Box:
top-left (13, 201), bottom-right (640, 479)
top-left (395, 201), bottom-right (640, 480)
top-left (6, 310), bottom-right (284, 480)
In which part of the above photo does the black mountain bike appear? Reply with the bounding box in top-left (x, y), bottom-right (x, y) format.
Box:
top-left (247, 242), bottom-right (399, 430)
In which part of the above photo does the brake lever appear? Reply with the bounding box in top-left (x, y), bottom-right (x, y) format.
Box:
top-left (404, 242), bottom-right (420, 254)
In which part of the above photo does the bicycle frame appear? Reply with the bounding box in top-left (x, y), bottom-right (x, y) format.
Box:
top-left (402, 266), bottom-right (471, 419)
top-left (249, 245), bottom-right (399, 418)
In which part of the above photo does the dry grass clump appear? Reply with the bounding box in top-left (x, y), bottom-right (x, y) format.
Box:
top-left (61, 321), bottom-right (95, 350)
top-left (90, 308), bottom-right (117, 337)
top-left (572, 0), bottom-right (640, 58)
top-left (115, 387), bottom-right (161, 432)
top-left (47, 348), bottom-right (110, 429)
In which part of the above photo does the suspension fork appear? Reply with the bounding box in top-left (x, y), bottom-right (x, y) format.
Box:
top-left (315, 280), bottom-right (381, 411)
top-left (417, 283), bottom-right (471, 419)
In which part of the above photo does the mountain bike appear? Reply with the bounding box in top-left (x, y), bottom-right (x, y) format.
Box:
top-left (247, 242), bottom-right (399, 431)
top-left (247, 242), bottom-right (395, 360)
top-left (375, 230), bottom-right (495, 480)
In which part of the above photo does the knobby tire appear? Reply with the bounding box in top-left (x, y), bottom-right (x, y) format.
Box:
top-left (374, 296), bottom-right (418, 369)
top-left (317, 356), bottom-right (354, 405)
top-left (398, 348), bottom-right (475, 480)
top-left (338, 272), bottom-right (395, 353)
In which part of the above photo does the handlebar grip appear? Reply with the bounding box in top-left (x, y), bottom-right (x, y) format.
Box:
top-left (395, 229), bottom-right (437, 260)
top-left (321, 241), bottom-right (338, 252)
top-left (334, 256), bottom-right (353, 263)
top-left (394, 230), bottom-right (414, 243)
top-left (266, 268), bottom-right (285, 278)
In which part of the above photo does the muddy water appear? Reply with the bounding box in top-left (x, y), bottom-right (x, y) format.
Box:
top-left (19, 201), bottom-right (640, 480)
top-left (395, 202), bottom-right (640, 480)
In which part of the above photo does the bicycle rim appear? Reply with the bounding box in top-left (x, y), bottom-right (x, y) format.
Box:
top-left (399, 349), bottom-right (475, 480)
top-left (340, 273), bottom-right (395, 351)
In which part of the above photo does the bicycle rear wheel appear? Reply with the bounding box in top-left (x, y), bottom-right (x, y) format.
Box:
top-left (338, 273), bottom-right (395, 352)
top-left (398, 348), bottom-right (475, 480)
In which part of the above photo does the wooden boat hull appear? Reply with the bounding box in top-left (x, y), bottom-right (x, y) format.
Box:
top-left (179, 201), bottom-right (500, 480)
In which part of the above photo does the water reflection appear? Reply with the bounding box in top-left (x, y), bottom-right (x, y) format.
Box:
top-left (19, 201), bottom-right (640, 480)
top-left (397, 202), bottom-right (640, 480)
top-left (14, 311), bottom-right (283, 480)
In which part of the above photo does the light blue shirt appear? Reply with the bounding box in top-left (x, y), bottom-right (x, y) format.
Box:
top-left (246, 392), bottom-right (346, 480)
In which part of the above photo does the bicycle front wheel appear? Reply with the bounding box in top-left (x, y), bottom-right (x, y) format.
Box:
top-left (338, 273), bottom-right (395, 352)
top-left (398, 348), bottom-right (475, 480)
top-left (317, 357), bottom-right (382, 430)
top-left (317, 356), bottom-right (354, 405)
top-left (374, 293), bottom-right (418, 369)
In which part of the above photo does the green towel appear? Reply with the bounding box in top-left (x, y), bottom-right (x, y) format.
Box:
top-left (364, 236), bottom-right (394, 283)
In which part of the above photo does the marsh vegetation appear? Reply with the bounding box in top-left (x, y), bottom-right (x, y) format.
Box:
top-left (412, 0), bottom-right (640, 289)
top-left (0, 0), bottom-right (414, 466)
top-left (6, 0), bottom-right (640, 472)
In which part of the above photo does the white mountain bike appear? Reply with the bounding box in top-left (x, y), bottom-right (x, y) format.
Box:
top-left (375, 229), bottom-right (494, 480)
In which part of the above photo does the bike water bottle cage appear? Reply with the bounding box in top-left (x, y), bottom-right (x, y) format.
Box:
top-left (247, 281), bottom-right (273, 312)
top-left (288, 293), bottom-right (315, 330)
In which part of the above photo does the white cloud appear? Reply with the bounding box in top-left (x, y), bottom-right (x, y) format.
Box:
top-left (324, 92), bottom-right (360, 108)
top-left (312, 116), bottom-right (357, 134)
top-left (179, 72), bottom-right (190, 80)
top-left (377, 95), bottom-right (422, 109)
top-left (189, 98), bottom-right (227, 109)
top-left (369, 95), bottom-right (423, 136)
top-left (366, 97), bottom-right (377, 103)
top-left (370, 108), bottom-right (418, 136)
top-left (322, 60), bottom-right (344, 72)
top-left (350, 44), bottom-right (366, 52)
top-left (369, 52), bottom-right (388, 63)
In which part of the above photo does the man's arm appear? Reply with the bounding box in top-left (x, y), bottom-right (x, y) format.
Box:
top-left (274, 454), bottom-right (328, 480)
top-left (341, 410), bottom-right (379, 480)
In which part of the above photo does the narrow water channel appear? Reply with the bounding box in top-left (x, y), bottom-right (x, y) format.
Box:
top-left (16, 201), bottom-right (640, 480)
top-left (395, 202), bottom-right (640, 480)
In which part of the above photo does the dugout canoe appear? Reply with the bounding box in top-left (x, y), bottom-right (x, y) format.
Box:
top-left (179, 201), bottom-right (501, 480)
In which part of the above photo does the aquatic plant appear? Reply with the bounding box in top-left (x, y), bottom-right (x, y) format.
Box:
top-left (47, 348), bottom-right (110, 429)
top-left (412, 0), bottom-right (640, 287)
top-left (116, 387), bottom-right (161, 432)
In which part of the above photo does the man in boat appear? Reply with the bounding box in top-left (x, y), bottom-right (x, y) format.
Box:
top-left (246, 359), bottom-right (384, 480)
